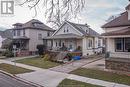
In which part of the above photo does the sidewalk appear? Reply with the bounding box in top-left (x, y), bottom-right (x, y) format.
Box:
top-left (0, 59), bottom-right (130, 87)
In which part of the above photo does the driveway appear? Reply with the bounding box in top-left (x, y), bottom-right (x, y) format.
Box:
top-left (0, 72), bottom-right (36, 87)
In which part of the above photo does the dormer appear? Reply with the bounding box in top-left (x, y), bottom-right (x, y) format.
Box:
top-left (126, 4), bottom-right (130, 20)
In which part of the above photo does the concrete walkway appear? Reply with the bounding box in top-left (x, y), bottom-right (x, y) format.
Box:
top-left (0, 59), bottom-right (130, 87)
top-left (49, 57), bottom-right (102, 73)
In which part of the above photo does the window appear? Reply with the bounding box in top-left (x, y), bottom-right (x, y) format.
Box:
top-left (38, 34), bottom-right (42, 40)
top-left (56, 42), bottom-right (57, 47)
top-left (115, 38), bottom-right (123, 52)
top-left (64, 29), bottom-right (66, 33)
top-left (47, 32), bottom-right (50, 36)
top-left (98, 40), bottom-right (101, 47)
top-left (125, 38), bottom-right (130, 51)
top-left (88, 39), bottom-right (93, 48)
top-left (17, 30), bottom-right (21, 36)
top-left (13, 30), bottom-right (16, 36)
top-left (23, 30), bottom-right (25, 36)
top-left (59, 40), bottom-right (61, 47)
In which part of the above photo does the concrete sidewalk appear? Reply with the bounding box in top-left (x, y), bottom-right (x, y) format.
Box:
top-left (0, 59), bottom-right (130, 87)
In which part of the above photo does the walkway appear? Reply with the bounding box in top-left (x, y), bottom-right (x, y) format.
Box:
top-left (49, 57), bottom-right (102, 73)
top-left (0, 59), bottom-right (130, 87)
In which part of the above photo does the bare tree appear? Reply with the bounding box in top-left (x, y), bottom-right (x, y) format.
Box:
top-left (19, 0), bottom-right (85, 28)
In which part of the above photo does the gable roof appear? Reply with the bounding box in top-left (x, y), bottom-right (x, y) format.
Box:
top-left (53, 21), bottom-right (100, 37)
top-left (67, 21), bottom-right (100, 36)
top-left (102, 11), bottom-right (130, 28)
top-left (12, 19), bottom-right (55, 31)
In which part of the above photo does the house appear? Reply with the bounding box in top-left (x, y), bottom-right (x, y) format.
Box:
top-left (102, 4), bottom-right (130, 58)
top-left (102, 4), bottom-right (130, 71)
top-left (9, 19), bottom-right (55, 55)
top-left (45, 21), bottom-right (103, 56)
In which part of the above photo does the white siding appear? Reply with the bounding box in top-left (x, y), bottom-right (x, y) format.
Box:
top-left (55, 23), bottom-right (82, 36)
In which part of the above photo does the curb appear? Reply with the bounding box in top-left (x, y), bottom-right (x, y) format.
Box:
top-left (0, 70), bottom-right (44, 87)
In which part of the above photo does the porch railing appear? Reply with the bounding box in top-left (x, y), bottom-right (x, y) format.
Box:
top-left (106, 52), bottom-right (130, 59)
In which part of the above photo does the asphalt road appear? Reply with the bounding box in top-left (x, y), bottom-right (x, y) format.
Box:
top-left (0, 72), bottom-right (36, 87)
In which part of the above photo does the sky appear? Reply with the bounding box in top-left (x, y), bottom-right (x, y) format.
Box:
top-left (0, 0), bottom-right (129, 33)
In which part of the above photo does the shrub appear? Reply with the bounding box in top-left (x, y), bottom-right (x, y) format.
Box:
top-left (43, 54), bottom-right (50, 61)
top-left (4, 50), bottom-right (14, 57)
top-left (36, 44), bottom-right (46, 56)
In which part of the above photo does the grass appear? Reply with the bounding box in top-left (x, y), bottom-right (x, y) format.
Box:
top-left (16, 57), bottom-right (60, 69)
top-left (57, 79), bottom-right (104, 87)
top-left (70, 68), bottom-right (130, 86)
top-left (0, 63), bottom-right (33, 74)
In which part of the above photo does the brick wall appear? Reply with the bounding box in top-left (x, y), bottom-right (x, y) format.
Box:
top-left (105, 59), bottom-right (130, 72)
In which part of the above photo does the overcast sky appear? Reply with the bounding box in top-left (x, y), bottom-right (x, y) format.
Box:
top-left (0, 0), bottom-right (129, 33)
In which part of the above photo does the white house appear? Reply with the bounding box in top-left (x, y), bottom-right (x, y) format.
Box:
top-left (45, 21), bottom-right (103, 56)
top-left (102, 4), bottom-right (130, 58)
top-left (9, 19), bottom-right (55, 55)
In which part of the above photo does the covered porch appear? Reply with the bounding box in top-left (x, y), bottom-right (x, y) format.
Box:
top-left (104, 36), bottom-right (130, 58)
top-left (13, 37), bottom-right (29, 51)
top-left (44, 34), bottom-right (82, 51)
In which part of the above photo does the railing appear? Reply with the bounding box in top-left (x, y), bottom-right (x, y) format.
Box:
top-left (106, 52), bottom-right (130, 59)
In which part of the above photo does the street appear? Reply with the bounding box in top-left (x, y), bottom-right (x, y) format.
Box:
top-left (0, 72), bottom-right (36, 87)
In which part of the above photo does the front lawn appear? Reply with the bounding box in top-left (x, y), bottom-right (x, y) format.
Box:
top-left (57, 79), bottom-right (104, 87)
top-left (16, 57), bottom-right (60, 69)
top-left (0, 63), bottom-right (33, 74)
top-left (70, 68), bottom-right (130, 86)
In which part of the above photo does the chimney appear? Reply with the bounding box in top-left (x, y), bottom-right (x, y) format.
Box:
top-left (126, 3), bottom-right (130, 20)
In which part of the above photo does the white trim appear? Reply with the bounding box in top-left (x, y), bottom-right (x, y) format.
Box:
top-left (103, 35), bottom-right (130, 38)
top-left (66, 21), bottom-right (83, 36)
top-left (52, 22), bottom-right (66, 36)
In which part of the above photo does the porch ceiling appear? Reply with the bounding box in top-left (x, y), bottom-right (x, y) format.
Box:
top-left (44, 33), bottom-right (82, 39)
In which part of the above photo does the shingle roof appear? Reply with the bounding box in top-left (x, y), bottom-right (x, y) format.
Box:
top-left (102, 11), bottom-right (130, 28)
top-left (101, 27), bottom-right (130, 36)
top-left (12, 19), bottom-right (55, 31)
top-left (66, 21), bottom-right (100, 37)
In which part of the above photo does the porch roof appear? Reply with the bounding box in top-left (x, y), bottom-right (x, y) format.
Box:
top-left (13, 36), bottom-right (30, 40)
top-left (44, 33), bottom-right (82, 39)
top-left (101, 27), bottom-right (130, 36)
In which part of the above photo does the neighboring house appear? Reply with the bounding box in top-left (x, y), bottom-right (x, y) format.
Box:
top-left (102, 4), bottom-right (130, 58)
top-left (45, 21), bottom-right (103, 56)
top-left (9, 19), bottom-right (55, 54)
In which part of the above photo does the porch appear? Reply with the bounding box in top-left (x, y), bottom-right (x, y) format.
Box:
top-left (105, 37), bottom-right (130, 58)
top-left (44, 34), bottom-right (82, 51)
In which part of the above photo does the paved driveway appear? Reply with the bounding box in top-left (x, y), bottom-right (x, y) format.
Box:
top-left (0, 72), bottom-right (35, 87)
